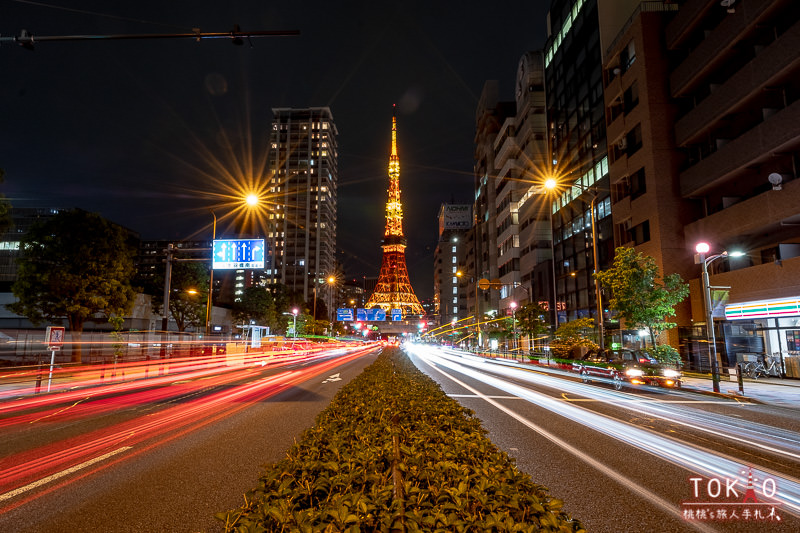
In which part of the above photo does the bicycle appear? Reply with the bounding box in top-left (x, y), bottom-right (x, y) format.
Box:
top-left (742, 356), bottom-right (781, 379)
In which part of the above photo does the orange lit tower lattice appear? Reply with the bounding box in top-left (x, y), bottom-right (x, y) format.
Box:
top-left (365, 108), bottom-right (425, 316)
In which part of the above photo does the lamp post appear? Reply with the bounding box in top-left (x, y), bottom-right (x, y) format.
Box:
top-left (695, 242), bottom-right (744, 393)
top-left (457, 270), bottom-right (481, 350)
top-left (291, 308), bottom-right (298, 338)
top-left (327, 275), bottom-right (336, 328)
top-left (205, 211), bottom-right (217, 337)
top-left (205, 195), bottom-right (260, 337)
top-left (510, 301), bottom-right (518, 351)
top-left (545, 178), bottom-right (605, 350)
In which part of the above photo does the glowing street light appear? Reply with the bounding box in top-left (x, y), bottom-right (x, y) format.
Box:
top-left (695, 242), bottom-right (745, 392)
top-left (291, 308), bottom-right (299, 338)
top-left (510, 301), bottom-right (518, 351)
top-left (205, 195), bottom-right (261, 337)
top-left (544, 177), bottom-right (604, 350)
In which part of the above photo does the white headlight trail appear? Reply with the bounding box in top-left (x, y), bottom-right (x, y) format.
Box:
top-left (405, 344), bottom-right (800, 518)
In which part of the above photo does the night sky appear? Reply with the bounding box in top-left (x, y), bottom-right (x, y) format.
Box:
top-left (2, 1), bottom-right (549, 299)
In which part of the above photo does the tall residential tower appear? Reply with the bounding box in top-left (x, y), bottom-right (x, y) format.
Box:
top-left (267, 107), bottom-right (338, 301)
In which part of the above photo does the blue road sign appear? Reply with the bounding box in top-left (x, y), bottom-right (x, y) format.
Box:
top-left (356, 308), bottom-right (386, 321)
top-left (212, 239), bottom-right (266, 269)
top-left (391, 309), bottom-right (403, 321)
top-left (337, 308), bottom-right (354, 321)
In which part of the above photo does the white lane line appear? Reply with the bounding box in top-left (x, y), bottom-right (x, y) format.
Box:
top-left (448, 394), bottom-right (523, 399)
top-left (425, 361), bottom-right (720, 533)
top-left (0, 446), bottom-right (132, 502)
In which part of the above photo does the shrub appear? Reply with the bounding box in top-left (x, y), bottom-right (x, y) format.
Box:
top-left (643, 344), bottom-right (681, 366)
top-left (217, 350), bottom-right (584, 532)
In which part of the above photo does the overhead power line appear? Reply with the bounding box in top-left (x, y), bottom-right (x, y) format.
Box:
top-left (1, 26), bottom-right (300, 50)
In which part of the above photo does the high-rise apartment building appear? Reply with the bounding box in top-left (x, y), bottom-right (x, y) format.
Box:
top-left (664, 0), bottom-right (800, 374)
top-left (602, 2), bottom-right (690, 349)
top-left (267, 107), bottom-right (338, 302)
top-left (499, 52), bottom-right (549, 314)
top-left (473, 82), bottom-right (515, 328)
top-left (470, 53), bottom-right (548, 347)
top-left (597, 0), bottom-right (800, 373)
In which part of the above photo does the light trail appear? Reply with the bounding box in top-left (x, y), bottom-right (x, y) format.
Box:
top-left (407, 344), bottom-right (800, 519)
top-left (0, 341), bottom-right (365, 417)
top-left (0, 345), bottom-right (377, 509)
top-left (433, 346), bottom-right (800, 461)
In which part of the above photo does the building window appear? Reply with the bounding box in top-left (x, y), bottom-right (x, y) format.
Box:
top-left (452, 246), bottom-right (457, 253)
top-left (629, 220), bottom-right (650, 245)
top-left (630, 168), bottom-right (646, 200)
top-left (625, 124), bottom-right (643, 155)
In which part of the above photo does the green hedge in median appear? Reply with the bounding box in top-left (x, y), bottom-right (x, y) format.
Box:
top-left (217, 349), bottom-right (584, 532)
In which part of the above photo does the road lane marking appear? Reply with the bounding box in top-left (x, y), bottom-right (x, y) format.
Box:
top-left (0, 446), bottom-right (132, 502)
top-left (426, 361), bottom-right (719, 532)
top-left (448, 394), bottom-right (522, 399)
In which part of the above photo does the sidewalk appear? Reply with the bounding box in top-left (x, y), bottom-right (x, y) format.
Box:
top-left (680, 373), bottom-right (800, 408)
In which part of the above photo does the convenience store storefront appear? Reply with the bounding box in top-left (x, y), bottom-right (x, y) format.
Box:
top-left (724, 296), bottom-right (800, 378)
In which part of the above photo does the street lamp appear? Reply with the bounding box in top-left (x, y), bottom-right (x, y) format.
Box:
top-left (457, 270), bottom-right (482, 349)
top-left (291, 308), bottom-right (299, 338)
top-left (545, 177), bottom-right (605, 350)
top-left (695, 242), bottom-right (745, 393)
top-left (510, 301), bottom-right (518, 351)
top-left (205, 211), bottom-right (217, 336)
top-left (327, 275), bottom-right (337, 327)
top-left (205, 196), bottom-right (261, 337)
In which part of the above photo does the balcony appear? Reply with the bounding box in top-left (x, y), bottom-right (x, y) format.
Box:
top-left (675, 19), bottom-right (800, 146)
top-left (665, 0), bottom-right (714, 50)
top-left (669, 1), bottom-right (776, 97)
top-left (680, 98), bottom-right (800, 197)
top-left (683, 176), bottom-right (800, 247)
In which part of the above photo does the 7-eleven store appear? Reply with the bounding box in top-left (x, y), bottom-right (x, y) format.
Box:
top-left (723, 297), bottom-right (800, 378)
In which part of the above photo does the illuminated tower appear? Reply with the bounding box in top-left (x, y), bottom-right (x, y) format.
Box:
top-left (365, 108), bottom-right (425, 316)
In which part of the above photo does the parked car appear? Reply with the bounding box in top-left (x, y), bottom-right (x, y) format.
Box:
top-left (572, 348), bottom-right (681, 390)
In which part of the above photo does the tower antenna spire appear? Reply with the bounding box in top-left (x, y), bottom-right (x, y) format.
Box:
top-left (365, 108), bottom-right (425, 317)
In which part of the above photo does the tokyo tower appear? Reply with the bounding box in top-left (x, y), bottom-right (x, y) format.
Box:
top-left (365, 107), bottom-right (425, 316)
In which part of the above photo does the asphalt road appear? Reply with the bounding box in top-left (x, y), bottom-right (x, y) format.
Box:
top-left (0, 346), bottom-right (379, 533)
top-left (406, 344), bottom-right (800, 533)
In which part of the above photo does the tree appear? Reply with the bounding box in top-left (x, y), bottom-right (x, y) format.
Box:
top-left (515, 302), bottom-right (549, 352)
top-left (595, 246), bottom-right (689, 347)
top-left (549, 318), bottom-right (599, 359)
top-left (168, 262), bottom-right (209, 332)
top-left (233, 286), bottom-right (275, 327)
top-left (8, 209), bottom-right (137, 362)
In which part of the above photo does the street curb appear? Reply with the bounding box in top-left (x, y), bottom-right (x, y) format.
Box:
top-left (683, 371), bottom-right (800, 388)
top-left (679, 386), bottom-right (765, 405)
